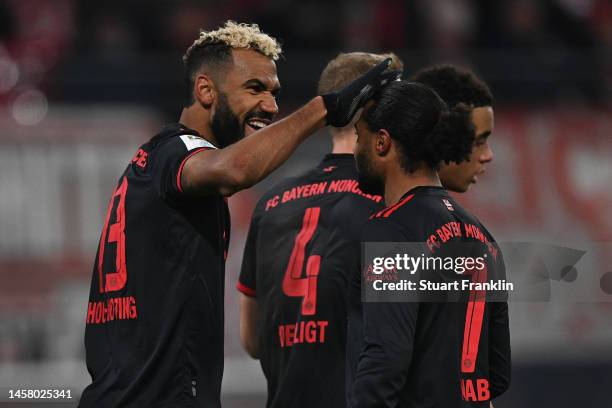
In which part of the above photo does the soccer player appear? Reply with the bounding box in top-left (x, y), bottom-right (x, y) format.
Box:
top-left (79, 21), bottom-right (397, 408)
top-left (348, 81), bottom-right (511, 407)
top-left (410, 66), bottom-right (500, 408)
top-left (237, 52), bottom-right (403, 408)
top-left (410, 65), bottom-right (495, 193)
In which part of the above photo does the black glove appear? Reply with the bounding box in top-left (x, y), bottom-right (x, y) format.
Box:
top-left (321, 58), bottom-right (401, 127)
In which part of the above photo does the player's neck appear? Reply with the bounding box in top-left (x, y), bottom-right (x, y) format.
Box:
top-left (384, 166), bottom-right (441, 205)
top-left (179, 106), bottom-right (218, 147)
top-left (330, 131), bottom-right (357, 154)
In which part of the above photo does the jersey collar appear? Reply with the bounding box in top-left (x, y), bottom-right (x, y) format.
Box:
top-left (399, 185), bottom-right (447, 201)
top-left (321, 153), bottom-right (354, 164)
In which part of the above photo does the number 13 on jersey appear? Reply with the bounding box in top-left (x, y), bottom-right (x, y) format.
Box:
top-left (97, 177), bottom-right (128, 293)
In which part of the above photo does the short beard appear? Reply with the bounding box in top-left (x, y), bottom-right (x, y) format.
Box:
top-left (211, 91), bottom-right (243, 148)
top-left (355, 148), bottom-right (384, 196)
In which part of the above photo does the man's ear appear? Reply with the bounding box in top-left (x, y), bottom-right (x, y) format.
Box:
top-left (375, 128), bottom-right (392, 157)
top-left (194, 74), bottom-right (215, 108)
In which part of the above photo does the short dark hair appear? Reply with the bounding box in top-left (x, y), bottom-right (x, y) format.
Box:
top-left (182, 43), bottom-right (233, 106)
top-left (410, 64), bottom-right (493, 108)
top-left (363, 81), bottom-right (475, 173)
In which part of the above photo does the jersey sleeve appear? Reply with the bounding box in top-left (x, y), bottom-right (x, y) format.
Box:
top-left (151, 134), bottom-right (215, 199)
top-left (488, 250), bottom-right (511, 398)
top-left (237, 203), bottom-right (262, 297)
top-left (350, 218), bottom-right (419, 408)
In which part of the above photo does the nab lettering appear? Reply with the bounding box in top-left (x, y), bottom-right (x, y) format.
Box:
top-left (461, 378), bottom-right (490, 402)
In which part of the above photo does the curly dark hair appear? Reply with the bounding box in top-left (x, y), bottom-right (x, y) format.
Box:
top-left (362, 81), bottom-right (475, 173)
top-left (410, 64), bottom-right (493, 108)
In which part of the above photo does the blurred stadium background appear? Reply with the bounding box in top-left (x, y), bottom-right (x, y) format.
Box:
top-left (0, 0), bottom-right (611, 406)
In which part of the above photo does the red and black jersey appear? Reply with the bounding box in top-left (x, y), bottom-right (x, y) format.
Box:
top-left (348, 186), bottom-right (511, 408)
top-left (79, 124), bottom-right (230, 408)
top-left (238, 154), bottom-right (383, 408)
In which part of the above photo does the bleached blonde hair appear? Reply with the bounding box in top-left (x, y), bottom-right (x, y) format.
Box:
top-left (184, 21), bottom-right (282, 62)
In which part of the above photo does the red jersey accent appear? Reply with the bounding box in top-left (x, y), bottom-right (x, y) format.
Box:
top-left (382, 193), bottom-right (414, 218)
top-left (176, 147), bottom-right (211, 193)
top-left (97, 176), bottom-right (128, 293)
top-left (237, 281), bottom-right (256, 297)
top-left (461, 266), bottom-right (488, 373)
top-left (282, 207), bottom-right (322, 316)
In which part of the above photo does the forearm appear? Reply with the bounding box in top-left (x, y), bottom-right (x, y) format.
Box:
top-left (183, 97), bottom-right (326, 196)
top-left (228, 96), bottom-right (326, 190)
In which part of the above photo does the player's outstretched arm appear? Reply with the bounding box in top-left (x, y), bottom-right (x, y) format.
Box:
top-left (182, 97), bottom-right (325, 196)
top-left (181, 59), bottom-right (398, 196)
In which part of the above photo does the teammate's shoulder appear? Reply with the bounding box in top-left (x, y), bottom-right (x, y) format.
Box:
top-left (333, 190), bottom-right (382, 216)
top-left (368, 190), bottom-right (419, 221)
top-left (251, 174), bottom-right (303, 214)
top-left (316, 153), bottom-right (358, 176)
top-left (255, 159), bottom-right (339, 205)
top-left (273, 172), bottom-right (308, 196)
top-left (443, 196), bottom-right (496, 238)
top-left (368, 186), bottom-right (460, 227)
top-left (466, 212), bottom-right (498, 242)
top-left (361, 212), bottom-right (410, 242)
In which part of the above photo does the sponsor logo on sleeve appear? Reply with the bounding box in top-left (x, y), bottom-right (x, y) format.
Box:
top-left (180, 135), bottom-right (217, 151)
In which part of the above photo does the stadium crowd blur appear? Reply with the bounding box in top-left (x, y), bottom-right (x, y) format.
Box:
top-left (0, 1), bottom-right (610, 407)
top-left (0, 0), bottom-right (610, 113)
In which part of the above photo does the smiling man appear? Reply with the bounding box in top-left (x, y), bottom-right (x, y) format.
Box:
top-left (78, 21), bottom-right (396, 408)
top-left (411, 65), bottom-right (495, 192)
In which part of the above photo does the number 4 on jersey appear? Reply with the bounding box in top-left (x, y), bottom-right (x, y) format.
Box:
top-left (282, 207), bottom-right (321, 316)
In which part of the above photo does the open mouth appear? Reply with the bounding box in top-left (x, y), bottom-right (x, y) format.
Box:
top-left (246, 119), bottom-right (271, 132)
